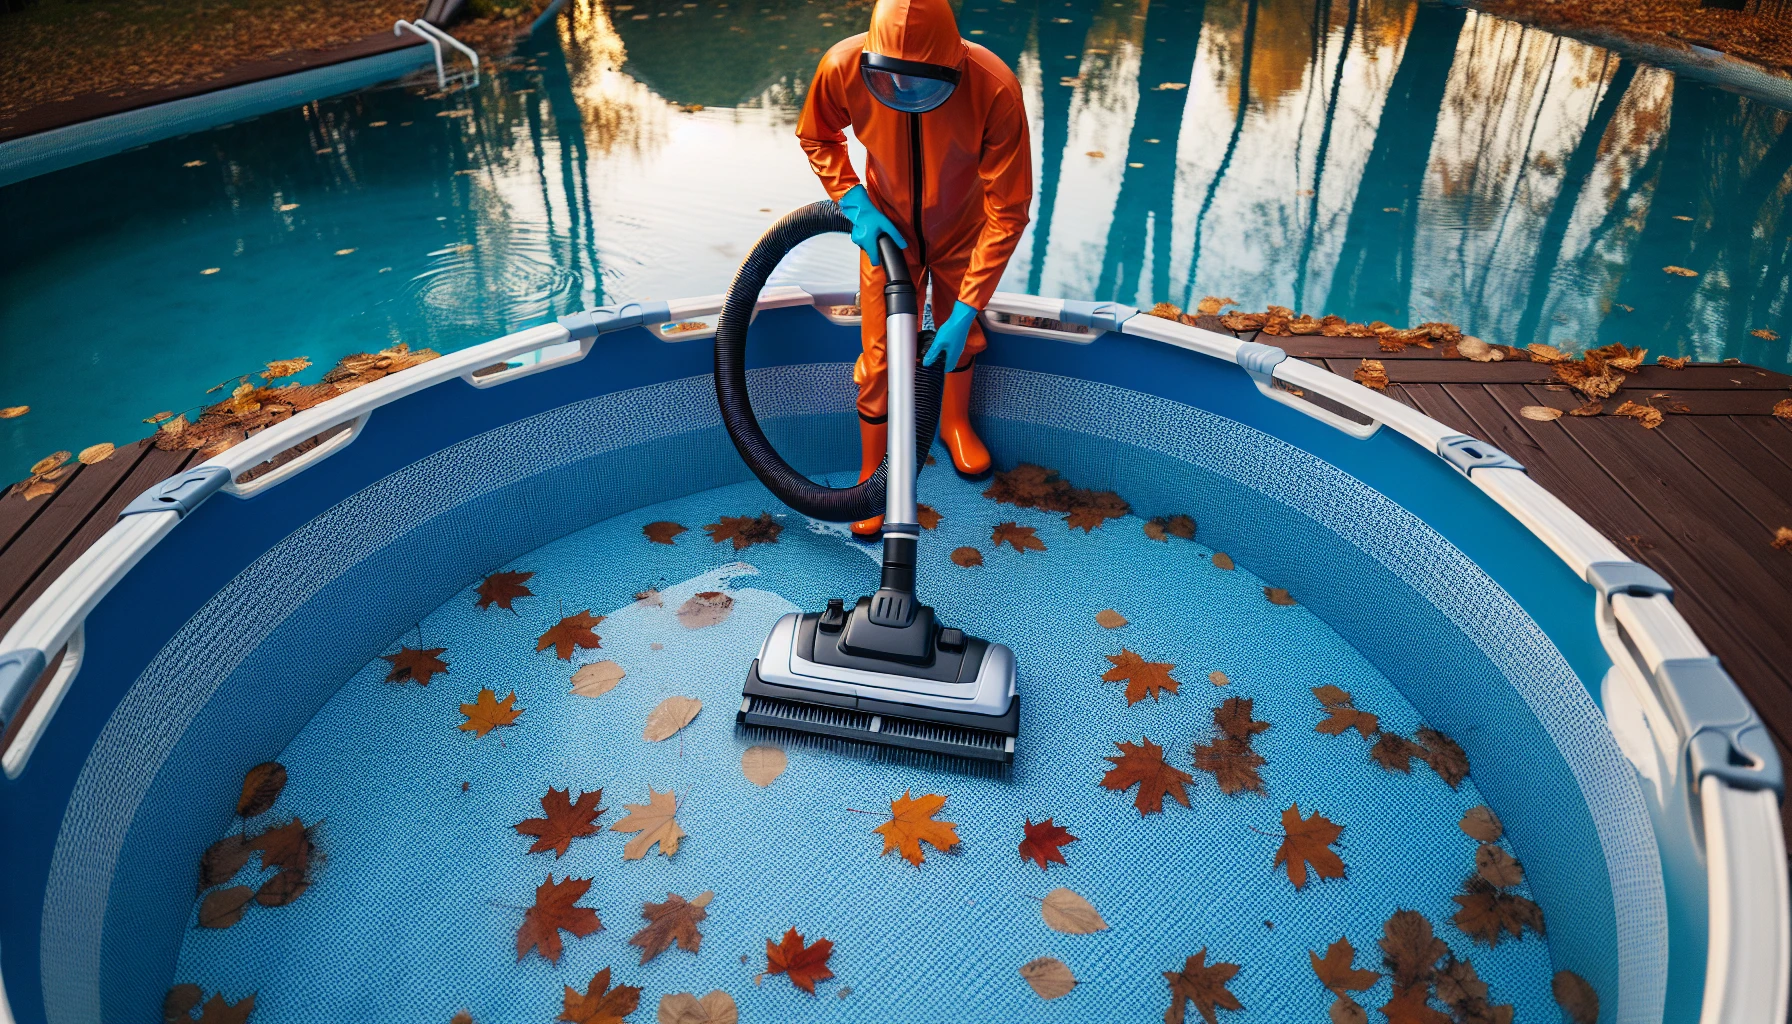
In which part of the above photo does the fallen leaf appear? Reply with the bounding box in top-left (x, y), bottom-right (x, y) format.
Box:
top-left (676, 591), bottom-right (733, 629)
top-left (234, 762), bottom-right (287, 818)
top-left (1208, 670), bottom-right (1229, 686)
top-left (1155, 81), bottom-right (1188, 89)
top-left (1371, 733), bottom-right (1422, 773)
top-left (1657, 355), bottom-right (1690, 369)
top-left (1526, 344), bottom-right (1565, 362)
top-left (451, 1012), bottom-right (473, 1024)
top-left (1164, 948), bottom-right (1243, 1024)
top-left (0, 406), bottom-right (27, 418)
top-left (656, 990), bottom-right (736, 1024)
top-left (1380, 910), bottom-right (1448, 990)
top-left (1329, 996), bottom-right (1368, 1024)
top-left (630, 890), bottom-right (712, 963)
top-left (1354, 359), bottom-right (1389, 391)
top-left (1380, 983), bottom-right (1451, 1024)
top-left (1416, 727), bottom-right (1470, 787)
top-left (1212, 552), bottom-right (1235, 570)
top-left (1313, 686), bottom-right (1378, 737)
top-left (1214, 696), bottom-right (1270, 740)
top-left (539, 611), bottom-right (604, 659)
top-left (1753, 327), bottom-right (1781, 341)
top-left (1612, 399), bottom-right (1664, 429)
top-left (335, 248), bottom-right (357, 256)
top-left (1774, 526), bottom-right (1792, 551)
top-left (1452, 878), bottom-right (1545, 946)
top-left (741, 745), bottom-right (787, 786)
top-left (197, 886), bottom-right (254, 928)
top-left (1310, 936), bottom-right (1378, 997)
top-left (916, 503), bottom-right (942, 529)
top-left (1144, 514), bottom-right (1197, 541)
top-left (1195, 296), bottom-right (1239, 316)
top-left (517, 875), bottom-right (602, 962)
top-left (1264, 587), bottom-right (1298, 606)
top-left (1663, 265), bottom-right (1698, 277)
top-left (1102, 649), bottom-right (1179, 704)
top-left (992, 522), bottom-right (1047, 552)
top-left (1475, 844), bottom-right (1524, 887)
top-left (1018, 818), bottom-right (1077, 870)
top-left (30, 451), bottom-right (69, 475)
top-left (476, 570), bottom-right (534, 610)
top-left (873, 790), bottom-right (960, 866)
top-left (382, 646), bottom-right (448, 686)
top-left (1519, 405), bottom-right (1563, 421)
top-left (705, 513), bottom-right (782, 550)
top-left (1101, 737), bottom-right (1194, 815)
top-left (764, 927), bottom-right (834, 994)
top-left (164, 984), bottom-right (203, 1021)
top-left (517, 787), bottom-right (606, 858)
top-left (560, 967), bottom-right (641, 1023)
top-left (254, 868), bottom-right (308, 906)
top-left (1772, 399), bottom-right (1792, 422)
top-left (20, 479), bottom-right (57, 501)
top-left (644, 521), bottom-right (687, 545)
top-left (1095, 608), bottom-right (1127, 628)
top-left (78, 442), bottom-right (115, 464)
top-left (1019, 957), bottom-right (1077, 999)
top-left (199, 833), bottom-right (255, 888)
top-left (985, 464), bottom-right (1130, 530)
top-left (1040, 887), bottom-right (1108, 933)
top-left (1568, 401), bottom-right (1603, 416)
top-left (1457, 337), bottom-right (1500, 362)
top-left (200, 268), bottom-right (220, 275)
top-left (459, 688), bottom-right (524, 737)
top-left (1274, 803), bottom-right (1345, 889)
top-left (1459, 806), bottom-right (1503, 843)
top-left (249, 817), bottom-right (312, 874)
top-left (611, 788), bottom-right (684, 859)
top-left (1552, 970), bottom-right (1599, 1024)
top-left (951, 546), bottom-right (984, 566)
top-left (183, 991), bottom-right (255, 1024)
top-left (1192, 736), bottom-right (1265, 795)
top-left (643, 696), bottom-right (702, 741)
top-left (572, 661), bottom-right (626, 697)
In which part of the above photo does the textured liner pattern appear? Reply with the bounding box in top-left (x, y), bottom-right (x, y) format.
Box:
top-left (41, 363), bottom-right (1662, 1023)
top-left (974, 365), bottom-right (1666, 1023)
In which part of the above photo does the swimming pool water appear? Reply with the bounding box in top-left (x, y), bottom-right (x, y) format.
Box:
top-left (167, 459), bottom-right (1560, 1022)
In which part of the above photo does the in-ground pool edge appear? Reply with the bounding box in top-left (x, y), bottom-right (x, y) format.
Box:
top-left (0, 41), bottom-right (434, 190)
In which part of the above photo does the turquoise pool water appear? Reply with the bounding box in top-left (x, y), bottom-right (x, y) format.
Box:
top-left (167, 458), bottom-right (1559, 1022)
top-left (5, 0), bottom-right (1792, 482)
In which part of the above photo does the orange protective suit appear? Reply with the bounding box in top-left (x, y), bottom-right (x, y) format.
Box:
top-left (796, 0), bottom-right (1033, 423)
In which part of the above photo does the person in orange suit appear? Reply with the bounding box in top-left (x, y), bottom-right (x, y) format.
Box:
top-left (797, 0), bottom-right (1033, 536)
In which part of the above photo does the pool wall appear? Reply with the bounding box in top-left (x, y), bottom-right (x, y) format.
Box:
top-left (2, 306), bottom-right (1661, 1024)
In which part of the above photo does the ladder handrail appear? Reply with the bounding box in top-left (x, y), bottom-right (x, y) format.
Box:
top-left (392, 18), bottom-right (478, 89)
top-left (412, 19), bottom-right (480, 82)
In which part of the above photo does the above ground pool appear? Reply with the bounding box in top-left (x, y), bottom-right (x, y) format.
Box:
top-left (0, 283), bottom-right (1783, 1024)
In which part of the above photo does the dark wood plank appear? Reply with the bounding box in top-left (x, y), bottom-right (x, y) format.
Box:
top-left (0, 477), bottom-right (55, 555)
top-left (1605, 388), bottom-right (1792, 416)
top-left (1656, 417), bottom-right (1792, 538)
top-left (1730, 415), bottom-right (1792, 475)
top-left (1277, 338), bottom-right (1455, 360)
top-left (0, 446), bottom-right (197, 637)
top-left (0, 442), bottom-right (156, 613)
top-left (1328, 357), bottom-right (1792, 389)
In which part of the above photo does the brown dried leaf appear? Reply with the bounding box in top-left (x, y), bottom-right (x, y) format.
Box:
top-left (516, 875), bottom-right (602, 962)
top-left (705, 513), bottom-right (781, 550)
top-left (1212, 552), bottom-right (1235, 570)
top-left (629, 890), bottom-right (712, 964)
top-left (1452, 878), bottom-right (1545, 946)
top-left (538, 611), bottom-right (604, 660)
top-left (1354, 359), bottom-right (1389, 391)
top-left (1526, 344), bottom-right (1565, 362)
top-left (916, 503), bottom-right (942, 529)
top-left (1101, 737), bottom-right (1194, 815)
top-left (78, 442), bottom-right (116, 464)
top-left (1568, 401), bottom-right (1604, 417)
top-left (643, 696), bottom-right (702, 741)
top-left (950, 546), bottom-right (983, 566)
top-left (249, 818), bottom-right (312, 875)
top-left (1371, 733), bottom-right (1422, 773)
top-left (1613, 399), bottom-right (1664, 429)
top-left (657, 990), bottom-right (737, 1024)
top-left (1773, 526), bottom-right (1792, 551)
top-left (1019, 956), bottom-right (1077, 999)
top-left (0, 406), bottom-right (27, 419)
top-left (741, 745), bottom-right (787, 786)
top-left (1380, 909), bottom-right (1448, 990)
top-left (1163, 948), bottom-right (1243, 1024)
top-left (1459, 806), bottom-right (1503, 843)
top-left (1662, 265), bottom-right (1698, 277)
top-left (1518, 405), bottom-right (1563, 421)
top-left (382, 646), bottom-right (449, 686)
top-left (1192, 736), bottom-right (1265, 795)
top-left (1657, 355), bottom-right (1690, 370)
top-left (644, 521), bottom-right (687, 545)
top-left (677, 591), bottom-right (733, 629)
top-left (572, 661), bottom-right (626, 697)
top-left (1329, 996), bottom-right (1368, 1024)
top-left (1310, 936), bottom-right (1379, 997)
top-left (1040, 886), bottom-right (1107, 933)
top-left (1457, 337), bottom-right (1501, 362)
top-left (561, 967), bottom-right (640, 1023)
top-left (198, 886), bottom-right (254, 928)
top-left (1274, 803), bottom-right (1345, 889)
top-left (1144, 514), bottom-right (1197, 542)
top-left (992, 522), bottom-right (1047, 552)
top-left (459, 688), bottom-right (524, 737)
top-left (187, 991), bottom-right (255, 1024)
top-left (1264, 587), bottom-right (1298, 606)
top-left (1552, 970), bottom-right (1599, 1024)
top-left (198, 834), bottom-right (255, 889)
top-left (254, 869), bottom-right (308, 907)
top-left (1209, 670), bottom-right (1230, 686)
top-left (517, 787), bottom-right (606, 858)
top-left (1772, 399), bottom-right (1792, 422)
top-left (1751, 328), bottom-right (1780, 341)
top-left (236, 762), bottom-right (287, 818)
top-left (164, 983), bottom-right (204, 1022)
top-left (30, 451), bottom-right (69, 475)
top-left (1195, 296), bottom-right (1239, 316)
top-left (611, 787), bottom-right (684, 859)
top-left (1095, 608), bottom-right (1127, 629)
top-left (1475, 844), bottom-right (1525, 887)
top-left (261, 357), bottom-right (311, 380)
top-left (476, 570), bottom-right (534, 610)
top-left (1416, 727), bottom-right (1470, 787)
top-left (1313, 686), bottom-right (1379, 738)
top-left (1102, 649), bottom-right (1179, 704)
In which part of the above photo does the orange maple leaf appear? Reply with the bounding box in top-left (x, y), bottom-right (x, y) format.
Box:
top-left (642, 521), bottom-right (687, 545)
top-left (538, 611), bottom-right (604, 660)
top-left (1380, 983), bottom-right (1451, 1024)
top-left (559, 967), bottom-right (641, 1023)
top-left (1164, 948), bottom-right (1243, 1024)
top-left (991, 521), bottom-right (1047, 552)
top-left (460, 688), bottom-right (524, 737)
top-left (517, 875), bottom-right (602, 963)
top-left (381, 646), bottom-right (447, 686)
top-left (1101, 737), bottom-right (1194, 815)
top-left (1309, 936), bottom-right (1379, 997)
top-left (873, 791), bottom-right (961, 867)
top-left (1313, 685), bottom-right (1378, 737)
top-left (516, 787), bottom-right (606, 858)
top-left (1102, 649), bottom-right (1179, 704)
top-left (1018, 818), bottom-right (1077, 871)
top-left (1274, 803), bottom-right (1345, 889)
top-left (476, 570), bottom-right (534, 610)
top-left (705, 513), bottom-right (782, 550)
top-left (628, 890), bottom-right (712, 964)
top-left (765, 927), bottom-right (834, 994)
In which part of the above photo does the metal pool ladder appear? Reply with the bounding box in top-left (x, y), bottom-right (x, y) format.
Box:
top-left (394, 18), bottom-right (480, 90)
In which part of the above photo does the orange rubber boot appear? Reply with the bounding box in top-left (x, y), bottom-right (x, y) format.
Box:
top-left (939, 363), bottom-right (991, 477)
top-left (852, 417), bottom-right (888, 537)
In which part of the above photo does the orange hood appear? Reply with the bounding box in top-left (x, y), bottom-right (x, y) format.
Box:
top-left (865, 0), bottom-right (966, 70)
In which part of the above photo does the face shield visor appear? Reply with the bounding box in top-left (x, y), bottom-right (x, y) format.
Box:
top-left (859, 51), bottom-right (962, 113)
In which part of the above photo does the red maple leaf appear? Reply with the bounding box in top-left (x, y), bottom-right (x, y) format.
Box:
top-left (538, 611), bottom-right (604, 660)
top-left (1101, 737), bottom-right (1195, 816)
top-left (476, 570), bottom-right (534, 610)
top-left (517, 875), bottom-right (602, 963)
top-left (1018, 818), bottom-right (1078, 871)
top-left (764, 927), bottom-right (834, 994)
top-left (381, 646), bottom-right (447, 686)
top-left (516, 787), bottom-right (606, 858)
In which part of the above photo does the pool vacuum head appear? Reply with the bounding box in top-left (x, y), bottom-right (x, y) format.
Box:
top-left (713, 206), bottom-right (1019, 774)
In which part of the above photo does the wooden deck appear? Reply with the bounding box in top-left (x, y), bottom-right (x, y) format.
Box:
top-left (3, 340), bottom-right (1790, 830)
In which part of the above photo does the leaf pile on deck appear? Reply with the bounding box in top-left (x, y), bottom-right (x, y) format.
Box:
top-left (1192, 697), bottom-right (1270, 795)
top-left (705, 513), bottom-right (782, 550)
top-left (193, 762), bottom-right (319, 931)
top-left (152, 344), bottom-right (438, 459)
top-left (985, 463), bottom-right (1131, 531)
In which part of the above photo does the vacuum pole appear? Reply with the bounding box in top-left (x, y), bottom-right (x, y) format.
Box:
top-left (873, 233), bottom-right (921, 620)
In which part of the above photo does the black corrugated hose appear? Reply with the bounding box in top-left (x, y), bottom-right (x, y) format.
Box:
top-left (713, 201), bottom-right (944, 523)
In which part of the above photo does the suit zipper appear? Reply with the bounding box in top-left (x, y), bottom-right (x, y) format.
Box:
top-left (908, 111), bottom-right (928, 269)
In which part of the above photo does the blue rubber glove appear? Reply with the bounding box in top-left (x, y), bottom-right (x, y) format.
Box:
top-left (838, 184), bottom-right (906, 267)
top-left (924, 301), bottom-right (979, 369)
